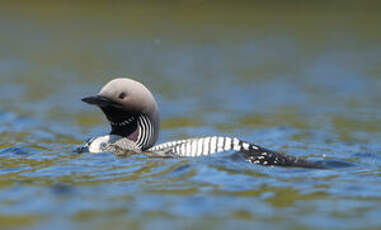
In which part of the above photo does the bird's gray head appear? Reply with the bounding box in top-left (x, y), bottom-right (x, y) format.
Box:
top-left (82, 78), bottom-right (159, 150)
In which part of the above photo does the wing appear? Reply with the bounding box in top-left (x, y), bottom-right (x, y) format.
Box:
top-left (148, 136), bottom-right (322, 168)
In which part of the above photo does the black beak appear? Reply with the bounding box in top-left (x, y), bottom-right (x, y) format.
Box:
top-left (76, 145), bottom-right (88, 153)
top-left (81, 95), bottom-right (115, 107)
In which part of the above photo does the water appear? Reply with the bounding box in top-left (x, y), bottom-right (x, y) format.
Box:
top-left (0, 2), bottom-right (380, 229)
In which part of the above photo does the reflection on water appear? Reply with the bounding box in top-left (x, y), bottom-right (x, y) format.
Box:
top-left (0, 1), bottom-right (380, 230)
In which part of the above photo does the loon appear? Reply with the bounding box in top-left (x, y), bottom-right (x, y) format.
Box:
top-left (79, 78), bottom-right (321, 168)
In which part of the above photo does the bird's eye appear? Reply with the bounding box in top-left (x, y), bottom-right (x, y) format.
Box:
top-left (118, 92), bottom-right (126, 99)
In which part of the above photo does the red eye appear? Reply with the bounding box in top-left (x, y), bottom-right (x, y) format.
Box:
top-left (118, 92), bottom-right (126, 99)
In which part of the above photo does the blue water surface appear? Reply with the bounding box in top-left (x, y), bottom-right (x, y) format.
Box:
top-left (0, 2), bottom-right (380, 230)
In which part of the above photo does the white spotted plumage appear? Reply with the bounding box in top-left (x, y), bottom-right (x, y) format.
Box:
top-left (208, 137), bottom-right (214, 153)
top-left (86, 134), bottom-right (272, 165)
top-left (224, 137), bottom-right (231, 151)
top-left (197, 139), bottom-right (203, 156)
top-left (147, 136), bottom-right (263, 159)
top-left (203, 137), bottom-right (210, 155)
top-left (180, 142), bottom-right (186, 155)
top-left (217, 137), bottom-right (224, 151)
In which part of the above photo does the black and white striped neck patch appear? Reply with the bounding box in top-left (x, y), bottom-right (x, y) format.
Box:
top-left (136, 115), bottom-right (154, 150)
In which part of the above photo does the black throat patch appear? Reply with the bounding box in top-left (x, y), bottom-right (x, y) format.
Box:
top-left (100, 106), bottom-right (139, 139)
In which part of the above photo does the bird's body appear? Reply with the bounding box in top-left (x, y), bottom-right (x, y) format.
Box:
top-left (80, 78), bottom-right (322, 168)
top-left (81, 135), bottom-right (140, 155)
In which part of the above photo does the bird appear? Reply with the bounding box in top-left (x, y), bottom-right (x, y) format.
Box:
top-left (79, 78), bottom-right (322, 168)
